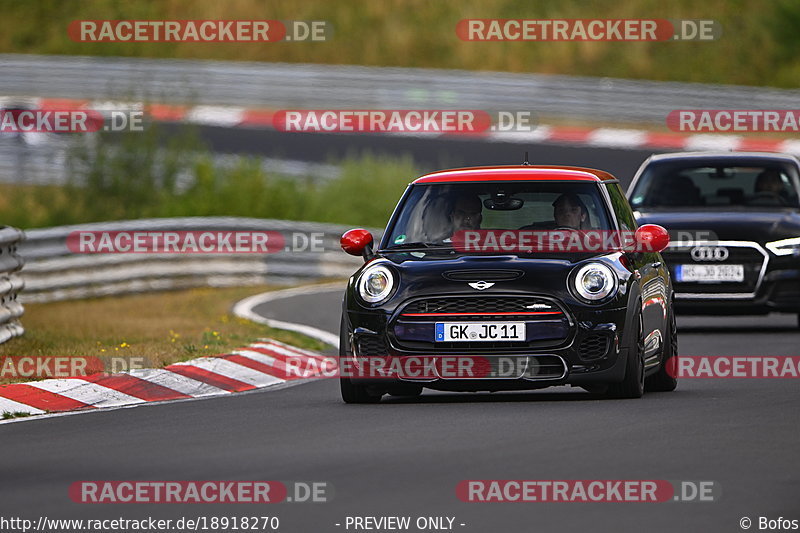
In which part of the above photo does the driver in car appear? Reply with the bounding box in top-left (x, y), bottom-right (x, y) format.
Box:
top-left (450, 194), bottom-right (483, 231)
top-left (442, 194), bottom-right (483, 243)
top-left (753, 169), bottom-right (790, 203)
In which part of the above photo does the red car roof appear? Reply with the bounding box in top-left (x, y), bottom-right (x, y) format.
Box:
top-left (412, 165), bottom-right (617, 184)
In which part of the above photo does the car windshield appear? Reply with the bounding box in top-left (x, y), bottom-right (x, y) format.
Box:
top-left (629, 162), bottom-right (800, 209)
top-left (383, 181), bottom-right (612, 249)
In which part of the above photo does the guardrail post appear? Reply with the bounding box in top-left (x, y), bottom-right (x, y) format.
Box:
top-left (0, 225), bottom-right (25, 344)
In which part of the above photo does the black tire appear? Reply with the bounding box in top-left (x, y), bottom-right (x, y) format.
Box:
top-left (607, 307), bottom-right (645, 399)
top-left (646, 299), bottom-right (678, 392)
top-left (339, 316), bottom-right (382, 404)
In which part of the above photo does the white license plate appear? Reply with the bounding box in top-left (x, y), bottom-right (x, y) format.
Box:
top-left (435, 322), bottom-right (526, 342)
top-left (676, 264), bottom-right (744, 282)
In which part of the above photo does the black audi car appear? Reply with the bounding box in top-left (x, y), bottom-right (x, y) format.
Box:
top-left (628, 152), bottom-right (800, 322)
top-left (338, 165), bottom-right (676, 403)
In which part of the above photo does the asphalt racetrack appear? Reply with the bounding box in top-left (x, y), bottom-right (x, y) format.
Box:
top-left (1, 136), bottom-right (798, 532)
top-left (1, 284), bottom-right (798, 533)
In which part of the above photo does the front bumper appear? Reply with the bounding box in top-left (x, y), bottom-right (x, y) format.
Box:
top-left (345, 297), bottom-right (630, 390)
top-left (674, 268), bottom-right (800, 314)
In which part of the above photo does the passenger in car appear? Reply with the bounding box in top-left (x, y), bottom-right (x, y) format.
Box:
top-left (518, 193), bottom-right (589, 230)
top-left (553, 193), bottom-right (589, 229)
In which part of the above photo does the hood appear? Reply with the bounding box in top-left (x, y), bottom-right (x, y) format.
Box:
top-left (635, 208), bottom-right (800, 243)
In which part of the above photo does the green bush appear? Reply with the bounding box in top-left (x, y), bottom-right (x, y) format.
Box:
top-left (0, 125), bottom-right (419, 229)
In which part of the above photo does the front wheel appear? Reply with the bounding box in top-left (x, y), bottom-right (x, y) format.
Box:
top-left (607, 308), bottom-right (645, 399)
top-left (339, 316), bottom-right (382, 404)
top-left (646, 300), bottom-right (678, 392)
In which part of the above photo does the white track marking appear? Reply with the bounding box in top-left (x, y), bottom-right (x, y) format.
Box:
top-left (232, 283), bottom-right (343, 347)
top-left (588, 128), bottom-right (647, 148)
top-left (252, 341), bottom-right (329, 361)
top-left (684, 134), bottom-right (743, 151)
top-left (231, 349), bottom-right (281, 367)
top-left (26, 379), bottom-right (144, 408)
top-left (185, 106), bottom-right (245, 127)
top-left (127, 368), bottom-right (230, 397)
top-left (170, 358), bottom-right (284, 388)
top-left (0, 397), bottom-right (45, 416)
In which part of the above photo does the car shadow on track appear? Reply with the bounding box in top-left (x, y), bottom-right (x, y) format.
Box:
top-left (677, 314), bottom-right (800, 335)
top-left (378, 389), bottom-right (682, 404)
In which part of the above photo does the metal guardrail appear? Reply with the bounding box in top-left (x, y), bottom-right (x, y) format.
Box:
top-left (3, 54), bottom-right (800, 124)
top-left (0, 226), bottom-right (25, 344)
top-left (19, 217), bottom-right (377, 303)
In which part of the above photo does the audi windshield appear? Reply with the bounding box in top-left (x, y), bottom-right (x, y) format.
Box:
top-left (629, 163), bottom-right (800, 209)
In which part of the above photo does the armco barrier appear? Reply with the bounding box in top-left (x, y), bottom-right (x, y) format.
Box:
top-left (0, 226), bottom-right (24, 343)
top-left (18, 217), bottom-right (378, 303)
top-left (3, 54), bottom-right (800, 125)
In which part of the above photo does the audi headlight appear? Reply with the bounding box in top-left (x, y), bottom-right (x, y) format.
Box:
top-left (357, 264), bottom-right (395, 304)
top-left (766, 237), bottom-right (800, 256)
top-left (572, 262), bottom-right (618, 302)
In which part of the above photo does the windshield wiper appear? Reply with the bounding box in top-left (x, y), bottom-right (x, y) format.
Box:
top-left (384, 242), bottom-right (450, 251)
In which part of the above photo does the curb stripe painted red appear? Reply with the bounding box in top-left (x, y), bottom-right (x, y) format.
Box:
top-left (80, 374), bottom-right (192, 402)
top-left (0, 383), bottom-right (94, 412)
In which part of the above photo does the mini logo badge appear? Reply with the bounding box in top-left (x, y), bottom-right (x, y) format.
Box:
top-left (468, 281), bottom-right (494, 290)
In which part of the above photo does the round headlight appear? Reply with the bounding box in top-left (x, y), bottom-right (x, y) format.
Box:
top-left (572, 262), bottom-right (617, 301)
top-left (357, 264), bottom-right (395, 304)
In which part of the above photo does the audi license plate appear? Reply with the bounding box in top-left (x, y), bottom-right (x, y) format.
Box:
top-left (435, 322), bottom-right (525, 342)
top-left (676, 264), bottom-right (744, 282)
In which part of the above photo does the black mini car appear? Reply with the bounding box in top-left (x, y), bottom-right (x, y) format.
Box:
top-left (628, 152), bottom-right (800, 322)
top-left (339, 165), bottom-right (676, 403)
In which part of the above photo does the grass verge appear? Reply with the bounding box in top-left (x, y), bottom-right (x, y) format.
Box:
top-left (0, 284), bottom-right (338, 384)
top-left (0, 0), bottom-right (798, 87)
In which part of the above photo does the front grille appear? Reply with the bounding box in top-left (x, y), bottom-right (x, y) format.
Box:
top-left (578, 334), bottom-right (610, 361)
top-left (392, 295), bottom-right (571, 351)
top-left (402, 296), bottom-right (560, 315)
top-left (356, 335), bottom-right (388, 356)
top-left (663, 243), bottom-right (766, 295)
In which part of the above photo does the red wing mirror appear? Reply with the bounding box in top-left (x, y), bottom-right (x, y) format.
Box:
top-left (634, 224), bottom-right (670, 253)
top-left (341, 229), bottom-right (374, 257)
